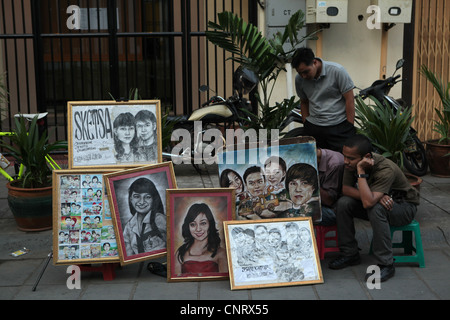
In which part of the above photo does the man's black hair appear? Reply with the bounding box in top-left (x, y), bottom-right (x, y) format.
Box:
top-left (343, 134), bottom-right (373, 157)
top-left (292, 47), bottom-right (315, 69)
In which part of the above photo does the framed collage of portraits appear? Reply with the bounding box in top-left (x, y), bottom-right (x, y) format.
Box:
top-left (166, 188), bottom-right (236, 282)
top-left (67, 100), bottom-right (162, 169)
top-left (52, 169), bottom-right (120, 265)
top-left (104, 162), bottom-right (177, 265)
top-left (223, 217), bottom-right (323, 290)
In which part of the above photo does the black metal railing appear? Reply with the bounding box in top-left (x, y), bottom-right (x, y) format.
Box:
top-left (0, 0), bottom-right (255, 141)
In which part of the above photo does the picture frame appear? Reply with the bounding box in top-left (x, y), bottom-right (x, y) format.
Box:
top-left (217, 137), bottom-right (322, 223)
top-left (223, 217), bottom-right (323, 290)
top-left (67, 100), bottom-right (162, 169)
top-left (52, 169), bottom-right (120, 265)
top-left (166, 188), bottom-right (236, 282)
top-left (104, 162), bottom-right (176, 265)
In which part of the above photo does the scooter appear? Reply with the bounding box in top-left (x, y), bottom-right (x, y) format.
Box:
top-left (163, 67), bottom-right (258, 166)
top-left (357, 59), bottom-right (428, 176)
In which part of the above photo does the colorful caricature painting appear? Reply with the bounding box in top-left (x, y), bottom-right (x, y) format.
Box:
top-left (218, 138), bottom-right (322, 223)
top-left (53, 170), bottom-right (120, 265)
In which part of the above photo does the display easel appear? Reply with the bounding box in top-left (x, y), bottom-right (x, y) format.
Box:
top-left (32, 251), bottom-right (53, 291)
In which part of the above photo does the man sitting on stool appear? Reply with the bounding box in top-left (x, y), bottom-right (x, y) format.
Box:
top-left (329, 134), bottom-right (419, 282)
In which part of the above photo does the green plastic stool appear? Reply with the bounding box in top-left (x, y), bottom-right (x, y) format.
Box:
top-left (370, 219), bottom-right (425, 268)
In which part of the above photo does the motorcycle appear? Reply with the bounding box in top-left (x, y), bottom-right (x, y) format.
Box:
top-left (163, 67), bottom-right (258, 167)
top-left (356, 59), bottom-right (428, 176)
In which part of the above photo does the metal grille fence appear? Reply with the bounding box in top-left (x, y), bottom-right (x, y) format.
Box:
top-left (0, 0), bottom-right (254, 141)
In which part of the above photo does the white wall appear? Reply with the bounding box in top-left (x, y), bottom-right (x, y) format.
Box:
top-left (259, 0), bottom-right (406, 106)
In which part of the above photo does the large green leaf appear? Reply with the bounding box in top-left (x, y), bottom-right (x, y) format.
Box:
top-left (421, 65), bottom-right (450, 144)
top-left (0, 115), bottom-right (67, 188)
top-left (205, 11), bottom-right (319, 134)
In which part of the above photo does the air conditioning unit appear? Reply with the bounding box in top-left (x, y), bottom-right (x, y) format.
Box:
top-left (306, 0), bottom-right (348, 24)
top-left (370, 0), bottom-right (413, 24)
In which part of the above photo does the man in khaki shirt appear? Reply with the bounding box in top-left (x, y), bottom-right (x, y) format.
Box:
top-left (329, 135), bottom-right (419, 282)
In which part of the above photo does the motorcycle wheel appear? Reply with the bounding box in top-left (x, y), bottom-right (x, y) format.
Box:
top-left (402, 135), bottom-right (428, 176)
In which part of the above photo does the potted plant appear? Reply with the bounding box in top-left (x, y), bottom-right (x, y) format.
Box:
top-left (205, 10), bottom-right (319, 139)
top-left (355, 96), bottom-right (414, 167)
top-left (420, 65), bottom-right (450, 177)
top-left (355, 96), bottom-right (422, 189)
top-left (0, 115), bottom-right (67, 231)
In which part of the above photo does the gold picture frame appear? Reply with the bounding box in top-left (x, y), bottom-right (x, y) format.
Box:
top-left (166, 188), bottom-right (236, 282)
top-left (52, 169), bottom-right (121, 265)
top-left (223, 217), bottom-right (323, 290)
top-left (67, 100), bottom-right (162, 169)
top-left (104, 162), bottom-right (177, 265)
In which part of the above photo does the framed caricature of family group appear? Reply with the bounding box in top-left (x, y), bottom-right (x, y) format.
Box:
top-left (52, 101), bottom-right (323, 290)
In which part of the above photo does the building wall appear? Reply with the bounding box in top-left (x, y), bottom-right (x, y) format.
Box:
top-left (258, 0), bottom-right (405, 119)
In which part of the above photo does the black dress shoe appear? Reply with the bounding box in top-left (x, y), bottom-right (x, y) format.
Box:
top-left (328, 254), bottom-right (361, 270)
top-left (379, 264), bottom-right (395, 282)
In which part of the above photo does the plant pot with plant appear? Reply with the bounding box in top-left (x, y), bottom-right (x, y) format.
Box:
top-left (0, 115), bottom-right (67, 231)
top-left (421, 65), bottom-right (450, 177)
top-left (355, 95), bottom-right (422, 188)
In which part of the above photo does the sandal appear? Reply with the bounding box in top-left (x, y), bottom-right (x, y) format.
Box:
top-left (147, 262), bottom-right (167, 278)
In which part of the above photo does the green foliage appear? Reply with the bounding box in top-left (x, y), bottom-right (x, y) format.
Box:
top-left (0, 116), bottom-right (67, 188)
top-left (205, 10), bottom-right (319, 135)
top-left (355, 96), bottom-right (413, 168)
top-left (420, 65), bottom-right (450, 145)
top-left (241, 96), bottom-right (301, 139)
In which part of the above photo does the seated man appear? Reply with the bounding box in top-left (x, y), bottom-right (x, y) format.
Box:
top-left (329, 134), bottom-right (419, 282)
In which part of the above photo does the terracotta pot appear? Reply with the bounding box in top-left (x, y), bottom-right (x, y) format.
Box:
top-left (425, 140), bottom-right (450, 177)
top-left (405, 173), bottom-right (423, 192)
top-left (6, 182), bottom-right (53, 232)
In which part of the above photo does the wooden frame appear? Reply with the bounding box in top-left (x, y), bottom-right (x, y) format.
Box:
top-left (223, 217), bottom-right (323, 290)
top-left (217, 137), bottom-right (322, 223)
top-left (104, 162), bottom-right (176, 265)
top-left (67, 100), bottom-right (162, 169)
top-left (53, 169), bottom-right (120, 265)
top-left (166, 188), bottom-right (236, 282)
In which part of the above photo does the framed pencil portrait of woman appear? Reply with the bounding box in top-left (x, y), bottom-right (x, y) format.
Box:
top-left (104, 162), bottom-right (177, 265)
top-left (67, 100), bottom-right (162, 169)
top-left (166, 188), bottom-right (236, 282)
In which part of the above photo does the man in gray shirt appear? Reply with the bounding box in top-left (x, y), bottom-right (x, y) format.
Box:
top-left (292, 47), bottom-right (356, 152)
